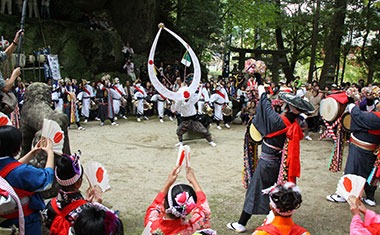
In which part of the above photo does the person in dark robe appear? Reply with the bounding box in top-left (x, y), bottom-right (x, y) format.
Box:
top-left (227, 81), bottom-right (313, 233)
top-left (327, 101), bottom-right (380, 207)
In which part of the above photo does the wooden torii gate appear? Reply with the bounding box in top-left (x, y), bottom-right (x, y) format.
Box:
top-left (230, 47), bottom-right (289, 82)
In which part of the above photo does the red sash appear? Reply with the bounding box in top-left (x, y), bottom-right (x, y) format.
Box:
top-left (134, 86), bottom-right (145, 95)
top-left (264, 115), bottom-right (304, 182)
top-left (255, 223), bottom-right (307, 235)
top-left (265, 115), bottom-right (291, 139)
top-left (215, 90), bottom-right (225, 99)
top-left (113, 86), bottom-right (124, 96)
top-left (83, 87), bottom-right (91, 95)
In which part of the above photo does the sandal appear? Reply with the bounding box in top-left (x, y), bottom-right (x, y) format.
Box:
top-left (226, 222), bottom-right (247, 233)
top-left (326, 194), bottom-right (346, 203)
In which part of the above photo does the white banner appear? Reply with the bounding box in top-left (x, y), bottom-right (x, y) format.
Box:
top-left (47, 54), bottom-right (61, 80)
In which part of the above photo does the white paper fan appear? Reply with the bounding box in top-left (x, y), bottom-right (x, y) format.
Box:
top-left (84, 161), bottom-right (111, 192)
top-left (41, 119), bottom-right (64, 154)
top-left (184, 145), bottom-right (190, 167)
top-left (176, 145), bottom-right (186, 167)
top-left (336, 174), bottom-right (366, 200)
top-left (141, 221), bottom-right (152, 235)
top-left (176, 145), bottom-right (191, 173)
top-left (0, 113), bottom-right (12, 126)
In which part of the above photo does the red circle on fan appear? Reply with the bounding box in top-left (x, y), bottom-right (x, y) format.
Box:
top-left (149, 60), bottom-right (154, 65)
top-left (53, 132), bottom-right (63, 143)
top-left (343, 177), bottom-right (352, 193)
top-left (0, 117), bottom-right (9, 126)
top-left (96, 167), bottom-right (104, 183)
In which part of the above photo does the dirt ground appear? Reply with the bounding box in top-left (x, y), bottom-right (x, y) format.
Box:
top-left (67, 116), bottom-right (380, 235)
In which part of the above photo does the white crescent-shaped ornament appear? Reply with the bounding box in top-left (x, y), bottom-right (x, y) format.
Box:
top-left (148, 23), bottom-right (201, 101)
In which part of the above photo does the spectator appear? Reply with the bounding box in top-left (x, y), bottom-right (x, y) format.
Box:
top-left (28, 0), bottom-right (39, 18)
top-left (0, 0), bottom-right (12, 15)
top-left (252, 182), bottom-right (310, 235)
top-left (0, 30), bottom-right (22, 93)
top-left (43, 152), bottom-right (105, 234)
top-left (73, 203), bottom-right (123, 235)
top-left (348, 195), bottom-right (380, 234)
top-left (123, 59), bottom-right (136, 82)
top-left (40, 0), bottom-right (51, 19)
top-left (121, 41), bottom-right (134, 60)
top-left (144, 166), bottom-right (212, 235)
top-left (0, 126), bottom-right (55, 235)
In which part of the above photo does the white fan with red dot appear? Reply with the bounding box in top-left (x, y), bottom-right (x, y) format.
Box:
top-left (336, 174), bottom-right (366, 200)
top-left (0, 113), bottom-right (12, 126)
top-left (41, 119), bottom-right (64, 154)
top-left (84, 161), bottom-right (111, 193)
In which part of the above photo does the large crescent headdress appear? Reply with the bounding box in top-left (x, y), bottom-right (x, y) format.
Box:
top-left (148, 23), bottom-right (201, 101)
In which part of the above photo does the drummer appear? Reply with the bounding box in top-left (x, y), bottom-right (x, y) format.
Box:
top-left (327, 95), bottom-right (380, 207)
top-left (227, 83), bottom-right (314, 233)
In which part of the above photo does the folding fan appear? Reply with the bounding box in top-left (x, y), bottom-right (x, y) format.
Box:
top-left (141, 221), bottom-right (152, 235)
top-left (41, 119), bottom-right (64, 154)
top-left (176, 145), bottom-right (191, 171)
top-left (336, 174), bottom-right (366, 200)
top-left (0, 113), bottom-right (12, 126)
top-left (84, 161), bottom-right (111, 192)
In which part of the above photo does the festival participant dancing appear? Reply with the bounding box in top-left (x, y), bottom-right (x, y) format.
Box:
top-left (227, 85), bottom-right (313, 233)
top-left (133, 79), bottom-right (149, 122)
top-left (112, 77), bottom-right (127, 120)
top-left (63, 78), bottom-right (85, 130)
top-left (95, 80), bottom-right (118, 126)
top-left (80, 79), bottom-right (93, 123)
top-left (147, 23), bottom-right (214, 146)
top-left (172, 86), bottom-right (216, 147)
top-left (210, 83), bottom-right (229, 130)
top-left (151, 92), bottom-right (167, 123)
top-left (197, 82), bottom-right (210, 115)
top-left (327, 101), bottom-right (380, 206)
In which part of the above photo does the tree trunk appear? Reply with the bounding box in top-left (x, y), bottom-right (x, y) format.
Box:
top-left (308, 0), bottom-right (320, 83)
top-left (319, 0), bottom-right (347, 86)
top-left (275, 27), bottom-right (294, 83)
top-left (368, 62), bottom-right (374, 84)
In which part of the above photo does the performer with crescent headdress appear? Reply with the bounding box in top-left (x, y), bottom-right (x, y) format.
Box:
top-left (147, 23), bottom-right (216, 147)
top-left (227, 80), bottom-right (313, 233)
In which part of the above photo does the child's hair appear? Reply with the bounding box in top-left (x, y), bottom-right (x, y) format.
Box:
top-left (269, 182), bottom-right (302, 217)
top-left (0, 125), bottom-right (22, 157)
top-left (165, 183), bottom-right (197, 218)
top-left (73, 204), bottom-right (124, 235)
top-left (55, 152), bottom-right (83, 191)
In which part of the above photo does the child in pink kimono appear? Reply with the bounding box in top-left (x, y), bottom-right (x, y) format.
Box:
top-left (144, 166), bottom-right (212, 235)
top-left (348, 195), bottom-right (380, 234)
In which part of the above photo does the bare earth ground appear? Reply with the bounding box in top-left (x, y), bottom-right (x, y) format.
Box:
top-left (68, 117), bottom-right (380, 235)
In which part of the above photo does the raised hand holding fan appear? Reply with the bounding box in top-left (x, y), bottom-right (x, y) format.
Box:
top-left (336, 174), bottom-right (366, 200)
top-left (41, 119), bottom-right (64, 154)
top-left (84, 161), bottom-right (111, 193)
top-left (176, 145), bottom-right (191, 173)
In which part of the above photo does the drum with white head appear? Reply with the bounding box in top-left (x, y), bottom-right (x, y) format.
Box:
top-left (320, 97), bottom-right (346, 122)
